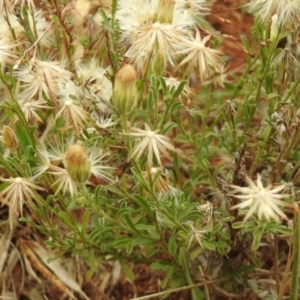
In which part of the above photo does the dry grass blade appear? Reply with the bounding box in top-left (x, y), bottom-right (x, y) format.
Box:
top-left (25, 240), bottom-right (90, 300)
top-left (0, 225), bottom-right (14, 273)
top-left (21, 240), bottom-right (88, 300)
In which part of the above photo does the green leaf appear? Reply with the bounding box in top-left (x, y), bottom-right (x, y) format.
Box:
top-left (19, 217), bottom-right (47, 232)
top-left (274, 226), bottom-right (293, 235)
top-left (168, 235), bottom-right (177, 257)
top-left (190, 247), bottom-right (203, 261)
top-left (15, 121), bottom-right (32, 152)
top-left (169, 101), bottom-right (183, 115)
top-left (232, 272), bottom-right (244, 284)
top-left (247, 279), bottom-right (258, 292)
top-left (123, 214), bottom-right (140, 233)
top-left (160, 266), bottom-right (175, 289)
top-left (133, 195), bottom-right (154, 218)
top-left (161, 122), bottom-right (177, 135)
top-left (98, 8), bottom-right (109, 25)
top-left (267, 93), bottom-right (280, 100)
top-left (202, 239), bottom-right (216, 250)
top-left (191, 287), bottom-right (203, 300)
top-left (80, 211), bottom-right (91, 235)
top-left (131, 168), bottom-right (151, 193)
top-left (232, 221), bottom-right (247, 229)
top-left (84, 252), bottom-right (99, 281)
top-left (135, 224), bottom-right (156, 231)
top-left (145, 248), bottom-right (161, 258)
top-left (172, 80), bottom-right (186, 98)
top-left (119, 259), bottom-right (135, 281)
top-left (126, 241), bottom-right (134, 255)
top-left (157, 76), bottom-right (167, 94)
top-left (116, 208), bottom-right (131, 216)
top-left (90, 227), bottom-right (110, 241)
top-left (178, 247), bottom-right (188, 270)
top-left (45, 240), bottom-right (61, 249)
top-left (151, 260), bottom-right (173, 271)
top-left (111, 0), bottom-right (118, 22)
top-left (94, 185), bottom-right (102, 207)
top-left (67, 201), bottom-right (79, 211)
top-left (57, 211), bottom-right (77, 230)
top-left (252, 230), bottom-right (263, 251)
top-left (135, 237), bottom-right (157, 245)
top-left (114, 237), bottom-right (132, 248)
top-left (212, 222), bottom-right (222, 235)
top-left (215, 241), bottom-right (228, 249)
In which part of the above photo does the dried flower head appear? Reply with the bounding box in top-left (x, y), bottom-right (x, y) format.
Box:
top-left (56, 98), bottom-right (89, 132)
top-left (56, 80), bottom-right (89, 131)
top-left (0, 13), bottom-right (24, 42)
top-left (0, 177), bottom-right (45, 229)
top-left (76, 61), bottom-right (112, 113)
top-left (143, 167), bottom-right (182, 201)
top-left (17, 99), bottom-right (51, 124)
top-left (15, 59), bottom-right (72, 102)
top-left (229, 174), bottom-right (293, 222)
top-left (174, 0), bottom-right (210, 27)
top-left (94, 114), bottom-right (116, 129)
top-left (117, 0), bottom-right (187, 73)
top-left (124, 124), bottom-right (176, 167)
top-left (186, 221), bottom-right (208, 249)
top-left (37, 141), bottom-right (114, 196)
top-left (50, 166), bottom-right (78, 197)
top-left (33, 144), bottom-right (53, 178)
top-left (176, 30), bottom-right (224, 82)
top-left (163, 77), bottom-right (193, 101)
top-left (248, 0), bottom-right (300, 27)
top-left (0, 37), bottom-right (19, 66)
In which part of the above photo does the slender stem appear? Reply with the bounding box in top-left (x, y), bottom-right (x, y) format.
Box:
top-left (278, 237), bottom-right (293, 300)
top-left (231, 55), bottom-right (259, 99)
top-left (282, 75), bottom-right (300, 103)
top-left (290, 204), bottom-right (300, 300)
top-left (130, 278), bottom-right (225, 300)
top-left (273, 234), bottom-right (280, 294)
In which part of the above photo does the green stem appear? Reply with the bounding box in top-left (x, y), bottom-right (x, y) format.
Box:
top-left (231, 55), bottom-right (259, 99)
top-left (111, 0), bottom-right (118, 31)
top-left (282, 75), bottom-right (300, 103)
top-left (252, 31), bottom-right (281, 103)
top-left (291, 204), bottom-right (300, 300)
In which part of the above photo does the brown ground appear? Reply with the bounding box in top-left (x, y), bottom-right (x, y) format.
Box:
top-left (208, 0), bottom-right (253, 72)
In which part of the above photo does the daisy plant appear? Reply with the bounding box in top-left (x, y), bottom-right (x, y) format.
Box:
top-left (1, 0), bottom-right (300, 299)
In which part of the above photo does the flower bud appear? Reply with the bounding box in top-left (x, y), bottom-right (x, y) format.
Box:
top-left (2, 125), bottom-right (18, 149)
top-left (113, 64), bottom-right (137, 115)
top-left (270, 14), bottom-right (279, 41)
top-left (64, 145), bottom-right (91, 183)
